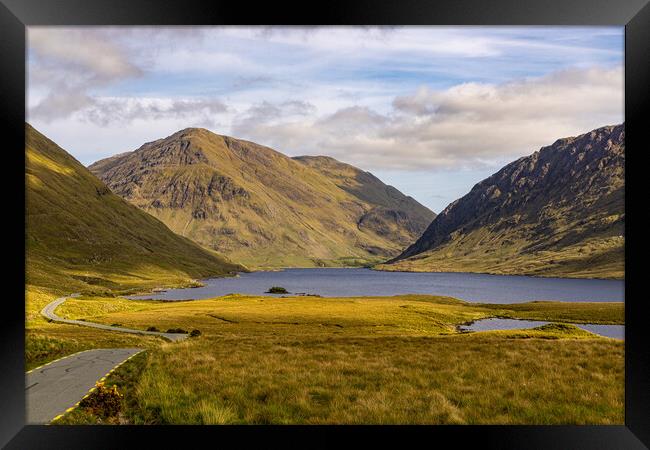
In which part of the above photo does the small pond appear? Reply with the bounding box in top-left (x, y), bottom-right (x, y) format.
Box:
top-left (458, 318), bottom-right (624, 339)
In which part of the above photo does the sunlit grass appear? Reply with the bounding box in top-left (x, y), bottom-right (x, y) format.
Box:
top-left (129, 333), bottom-right (622, 424)
top-left (377, 235), bottom-right (624, 280)
top-left (46, 292), bottom-right (624, 424)
top-left (476, 301), bottom-right (624, 324)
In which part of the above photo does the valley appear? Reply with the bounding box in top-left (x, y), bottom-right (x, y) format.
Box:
top-left (21, 25), bottom-right (628, 432)
top-left (25, 123), bottom-right (626, 426)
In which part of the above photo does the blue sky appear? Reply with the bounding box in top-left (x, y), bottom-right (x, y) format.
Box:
top-left (27, 26), bottom-right (623, 212)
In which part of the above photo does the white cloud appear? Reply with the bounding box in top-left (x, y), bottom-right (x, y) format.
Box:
top-left (229, 26), bottom-right (501, 57)
top-left (82, 97), bottom-right (229, 126)
top-left (230, 66), bottom-right (623, 170)
top-left (28, 27), bottom-right (143, 122)
top-left (29, 28), bottom-right (141, 81)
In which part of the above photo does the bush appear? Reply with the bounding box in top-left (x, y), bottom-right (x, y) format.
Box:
top-left (79, 382), bottom-right (123, 418)
top-left (166, 328), bottom-right (188, 334)
top-left (266, 286), bottom-right (289, 294)
top-left (146, 326), bottom-right (160, 332)
top-left (190, 329), bottom-right (202, 337)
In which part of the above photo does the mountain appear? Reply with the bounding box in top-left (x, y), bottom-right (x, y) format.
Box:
top-left (379, 124), bottom-right (624, 280)
top-left (26, 124), bottom-right (243, 294)
top-left (292, 155), bottom-right (436, 247)
top-left (89, 128), bottom-right (435, 268)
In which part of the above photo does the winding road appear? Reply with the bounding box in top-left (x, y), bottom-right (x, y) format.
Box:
top-left (27, 294), bottom-right (186, 423)
top-left (41, 294), bottom-right (188, 342)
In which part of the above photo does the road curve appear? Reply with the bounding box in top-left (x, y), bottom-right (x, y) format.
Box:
top-left (26, 348), bottom-right (143, 424)
top-left (41, 294), bottom-right (188, 342)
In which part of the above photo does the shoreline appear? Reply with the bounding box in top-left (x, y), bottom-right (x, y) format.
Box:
top-left (370, 265), bottom-right (625, 282)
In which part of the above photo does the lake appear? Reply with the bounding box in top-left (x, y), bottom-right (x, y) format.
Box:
top-left (458, 318), bottom-right (624, 339)
top-left (129, 268), bottom-right (624, 303)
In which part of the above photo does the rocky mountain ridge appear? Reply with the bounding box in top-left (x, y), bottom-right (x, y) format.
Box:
top-left (381, 123), bottom-right (624, 279)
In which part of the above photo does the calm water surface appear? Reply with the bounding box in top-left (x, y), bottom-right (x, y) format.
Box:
top-left (129, 268), bottom-right (624, 303)
top-left (458, 318), bottom-right (624, 339)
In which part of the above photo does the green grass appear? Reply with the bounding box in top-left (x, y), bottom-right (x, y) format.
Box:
top-left (25, 334), bottom-right (90, 372)
top-left (47, 293), bottom-right (624, 425)
top-left (126, 332), bottom-right (623, 424)
top-left (476, 301), bottom-right (624, 324)
top-left (55, 294), bottom-right (493, 336)
top-left (55, 295), bottom-right (166, 321)
top-left (55, 294), bottom-right (624, 332)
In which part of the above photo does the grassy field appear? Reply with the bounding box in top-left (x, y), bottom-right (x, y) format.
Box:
top-left (47, 293), bottom-right (624, 425)
top-left (475, 300), bottom-right (624, 324)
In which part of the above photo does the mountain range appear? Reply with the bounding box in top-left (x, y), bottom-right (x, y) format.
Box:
top-left (379, 124), bottom-right (624, 279)
top-left (27, 122), bottom-right (624, 286)
top-left (89, 128), bottom-right (435, 268)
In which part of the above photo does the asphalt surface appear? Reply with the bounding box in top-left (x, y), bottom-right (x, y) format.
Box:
top-left (26, 348), bottom-right (143, 424)
top-left (27, 295), bottom-right (187, 424)
top-left (41, 294), bottom-right (188, 342)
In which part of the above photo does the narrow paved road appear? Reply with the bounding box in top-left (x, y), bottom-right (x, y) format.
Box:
top-left (26, 348), bottom-right (143, 424)
top-left (41, 294), bottom-right (188, 342)
top-left (27, 295), bottom-right (187, 424)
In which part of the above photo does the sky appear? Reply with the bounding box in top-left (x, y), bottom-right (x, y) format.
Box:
top-left (27, 26), bottom-right (624, 212)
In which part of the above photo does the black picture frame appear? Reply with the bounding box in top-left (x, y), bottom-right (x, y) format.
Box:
top-left (2, 0), bottom-right (648, 448)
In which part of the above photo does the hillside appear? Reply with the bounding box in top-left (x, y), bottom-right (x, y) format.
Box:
top-left (26, 124), bottom-right (243, 294)
top-left (292, 155), bottom-right (436, 247)
top-left (89, 128), bottom-right (435, 268)
top-left (379, 124), bottom-right (624, 279)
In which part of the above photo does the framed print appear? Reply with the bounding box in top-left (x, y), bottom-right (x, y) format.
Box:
top-left (2, 0), bottom-right (649, 448)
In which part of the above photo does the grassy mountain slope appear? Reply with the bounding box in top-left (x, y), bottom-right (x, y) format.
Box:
top-left (89, 128), bottom-right (435, 268)
top-left (26, 124), bottom-right (243, 294)
top-left (293, 155), bottom-right (435, 249)
top-left (378, 124), bottom-right (624, 279)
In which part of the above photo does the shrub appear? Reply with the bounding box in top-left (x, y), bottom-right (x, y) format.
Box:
top-left (190, 329), bottom-right (202, 337)
top-left (266, 286), bottom-right (289, 294)
top-left (79, 382), bottom-right (123, 418)
top-left (146, 326), bottom-right (160, 332)
top-left (166, 328), bottom-right (188, 334)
